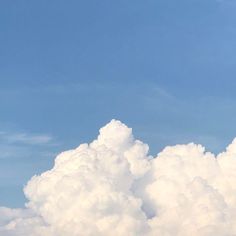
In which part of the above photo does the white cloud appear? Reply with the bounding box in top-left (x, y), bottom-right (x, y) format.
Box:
top-left (1, 120), bottom-right (236, 235)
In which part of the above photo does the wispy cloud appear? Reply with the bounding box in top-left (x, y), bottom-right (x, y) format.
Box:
top-left (0, 131), bottom-right (53, 145)
top-left (0, 130), bottom-right (57, 160)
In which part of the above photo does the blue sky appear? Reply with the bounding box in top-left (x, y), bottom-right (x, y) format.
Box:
top-left (1, 0), bottom-right (236, 207)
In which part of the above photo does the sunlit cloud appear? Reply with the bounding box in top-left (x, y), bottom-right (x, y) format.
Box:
top-left (0, 120), bottom-right (236, 235)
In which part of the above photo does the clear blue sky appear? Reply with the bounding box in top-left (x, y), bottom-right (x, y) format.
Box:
top-left (1, 0), bottom-right (236, 207)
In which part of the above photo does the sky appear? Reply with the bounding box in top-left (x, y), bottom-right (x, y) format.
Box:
top-left (1, 0), bottom-right (236, 207)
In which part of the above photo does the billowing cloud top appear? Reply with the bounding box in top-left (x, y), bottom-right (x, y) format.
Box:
top-left (1, 120), bottom-right (236, 236)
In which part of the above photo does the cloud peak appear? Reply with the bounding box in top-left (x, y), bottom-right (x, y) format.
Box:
top-left (1, 120), bottom-right (236, 236)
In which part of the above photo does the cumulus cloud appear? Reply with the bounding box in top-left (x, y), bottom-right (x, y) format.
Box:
top-left (1, 120), bottom-right (236, 236)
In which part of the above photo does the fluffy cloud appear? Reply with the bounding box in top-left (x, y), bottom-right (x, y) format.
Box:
top-left (1, 120), bottom-right (236, 236)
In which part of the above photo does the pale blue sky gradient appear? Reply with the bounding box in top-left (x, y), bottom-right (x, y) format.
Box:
top-left (1, 0), bottom-right (236, 207)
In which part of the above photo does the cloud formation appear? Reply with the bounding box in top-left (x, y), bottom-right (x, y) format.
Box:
top-left (1, 120), bottom-right (236, 236)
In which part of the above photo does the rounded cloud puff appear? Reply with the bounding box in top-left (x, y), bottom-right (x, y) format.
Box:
top-left (1, 120), bottom-right (236, 236)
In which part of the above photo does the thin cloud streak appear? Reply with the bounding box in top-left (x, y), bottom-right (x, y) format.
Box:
top-left (0, 131), bottom-right (53, 145)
